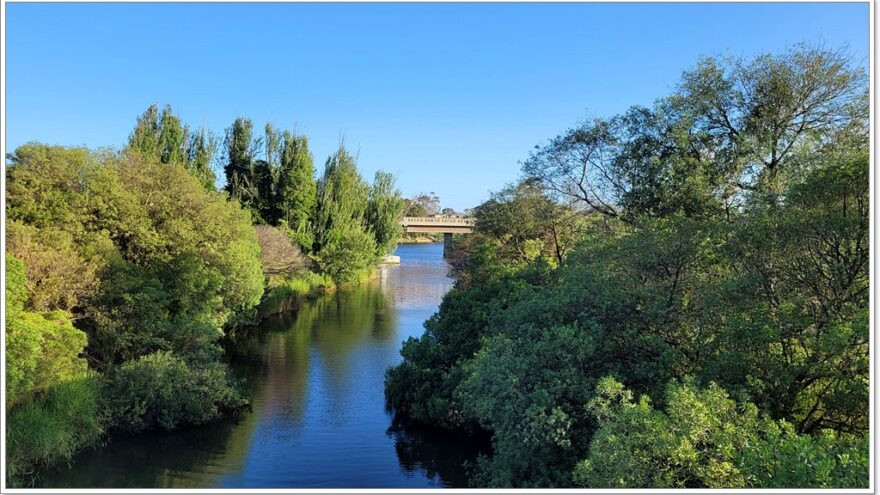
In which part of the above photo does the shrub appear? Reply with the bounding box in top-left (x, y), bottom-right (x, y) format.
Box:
top-left (6, 255), bottom-right (89, 406)
top-left (102, 351), bottom-right (248, 433)
top-left (317, 227), bottom-right (379, 283)
top-left (573, 377), bottom-right (869, 488)
top-left (255, 224), bottom-right (308, 276)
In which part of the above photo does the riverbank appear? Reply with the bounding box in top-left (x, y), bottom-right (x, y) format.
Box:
top-left (36, 243), bottom-right (483, 488)
top-left (397, 235), bottom-right (440, 244)
top-left (257, 272), bottom-right (336, 319)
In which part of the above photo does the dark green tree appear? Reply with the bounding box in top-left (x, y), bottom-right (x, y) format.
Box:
top-left (157, 105), bottom-right (188, 165)
top-left (365, 171), bottom-right (405, 256)
top-left (127, 104), bottom-right (161, 159)
top-left (312, 145), bottom-right (377, 281)
top-left (224, 117), bottom-right (258, 214)
top-left (277, 130), bottom-right (317, 250)
top-left (186, 128), bottom-right (218, 190)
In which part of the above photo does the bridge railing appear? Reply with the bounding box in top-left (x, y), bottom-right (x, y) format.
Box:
top-left (401, 216), bottom-right (476, 226)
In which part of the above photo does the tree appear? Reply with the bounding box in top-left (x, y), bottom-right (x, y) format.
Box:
top-left (312, 145), bottom-right (377, 281)
top-left (413, 192), bottom-right (441, 216)
top-left (157, 105), bottom-right (188, 165)
top-left (523, 117), bottom-right (622, 217)
top-left (6, 143), bottom-right (265, 368)
top-left (5, 255), bottom-right (89, 406)
top-left (277, 130), bottom-right (317, 249)
top-left (6, 221), bottom-right (99, 312)
top-left (366, 171), bottom-right (405, 256)
top-left (404, 198), bottom-right (429, 217)
top-left (523, 45), bottom-right (868, 220)
top-left (675, 44), bottom-right (867, 199)
top-left (224, 117), bottom-right (259, 214)
top-left (253, 159), bottom-right (279, 224)
top-left (313, 145), bottom-right (370, 252)
top-left (186, 128), bottom-right (219, 190)
top-left (127, 104), bottom-right (161, 159)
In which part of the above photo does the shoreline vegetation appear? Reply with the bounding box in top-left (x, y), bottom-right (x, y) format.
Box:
top-left (397, 235), bottom-right (441, 244)
top-left (4, 43), bottom-right (869, 490)
top-left (4, 107), bottom-right (407, 486)
top-left (385, 44), bottom-right (869, 488)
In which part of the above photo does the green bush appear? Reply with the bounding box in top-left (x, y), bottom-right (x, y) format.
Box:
top-left (573, 377), bottom-right (868, 488)
top-left (6, 255), bottom-right (89, 406)
top-left (317, 227), bottom-right (379, 283)
top-left (6, 374), bottom-right (104, 487)
top-left (102, 351), bottom-right (248, 433)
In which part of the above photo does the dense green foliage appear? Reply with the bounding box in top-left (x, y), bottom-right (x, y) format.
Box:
top-left (366, 171), bottom-right (406, 256)
top-left (5, 256), bottom-right (101, 486)
top-left (102, 351), bottom-right (248, 433)
top-left (311, 146), bottom-right (405, 281)
top-left (128, 104), bottom-right (218, 189)
top-left (5, 141), bottom-right (262, 484)
top-left (574, 377), bottom-right (868, 488)
top-left (5, 256), bottom-right (89, 406)
top-left (218, 116), bottom-right (404, 281)
top-left (386, 45), bottom-right (869, 488)
top-left (6, 104), bottom-right (405, 484)
top-left (278, 131), bottom-right (318, 250)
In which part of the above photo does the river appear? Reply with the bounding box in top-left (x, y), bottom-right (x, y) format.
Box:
top-left (36, 243), bottom-right (485, 489)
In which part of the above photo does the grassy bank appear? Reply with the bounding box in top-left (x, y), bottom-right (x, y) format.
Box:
top-left (6, 373), bottom-right (104, 487)
top-left (397, 233), bottom-right (441, 244)
top-left (257, 271), bottom-right (336, 318)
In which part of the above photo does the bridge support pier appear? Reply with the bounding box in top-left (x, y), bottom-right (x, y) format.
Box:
top-left (443, 233), bottom-right (454, 258)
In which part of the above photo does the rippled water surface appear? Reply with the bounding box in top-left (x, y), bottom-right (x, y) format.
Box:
top-left (37, 243), bottom-right (484, 488)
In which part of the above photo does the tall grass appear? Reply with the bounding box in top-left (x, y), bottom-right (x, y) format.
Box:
top-left (6, 372), bottom-right (104, 487)
top-left (258, 271), bottom-right (336, 318)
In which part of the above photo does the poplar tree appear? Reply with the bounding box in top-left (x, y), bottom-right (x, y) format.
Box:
top-left (365, 171), bottom-right (405, 256)
top-left (224, 117), bottom-right (258, 214)
top-left (313, 146), bottom-right (377, 280)
top-left (157, 105), bottom-right (188, 165)
top-left (127, 104), bottom-right (161, 159)
top-left (277, 130), bottom-right (317, 250)
top-left (187, 128), bottom-right (218, 191)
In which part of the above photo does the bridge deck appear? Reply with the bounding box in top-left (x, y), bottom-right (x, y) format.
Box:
top-left (401, 216), bottom-right (475, 234)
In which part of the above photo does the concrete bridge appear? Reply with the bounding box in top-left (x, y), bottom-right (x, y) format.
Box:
top-left (400, 216), bottom-right (475, 256)
top-left (400, 216), bottom-right (475, 234)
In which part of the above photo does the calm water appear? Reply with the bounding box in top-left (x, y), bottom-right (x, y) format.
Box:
top-left (37, 243), bottom-right (485, 489)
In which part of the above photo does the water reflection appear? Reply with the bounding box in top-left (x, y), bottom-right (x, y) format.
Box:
top-left (36, 243), bottom-right (481, 488)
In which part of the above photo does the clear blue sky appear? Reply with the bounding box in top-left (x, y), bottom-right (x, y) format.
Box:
top-left (5, 2), bottom-right (869, 210)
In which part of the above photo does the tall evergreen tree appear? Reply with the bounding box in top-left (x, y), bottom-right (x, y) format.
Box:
top-left (365, 171), bottom-right (405, 256)
top-left (187, 128), bottom-right (218, 191)
top-left (157, 105), bottom-right (188, 165)
top-left (278, 130), bottom-right (317, 250)
top-left (313, 145), bottom-right (370, 253)
top-left (224, 117), bottom-right (258, 213)
top-left (254, 124), bottom-right (283, 224)
top-left (127, 104), bottom-right (161, 159)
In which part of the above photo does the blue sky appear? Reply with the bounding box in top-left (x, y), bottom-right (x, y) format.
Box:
top-left (5, 2), bottom-right (869, 210)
